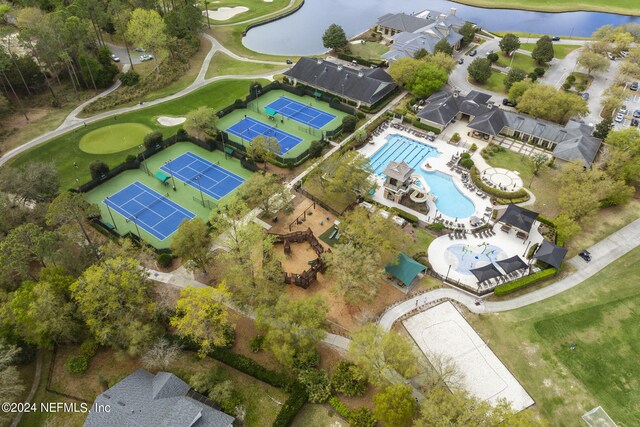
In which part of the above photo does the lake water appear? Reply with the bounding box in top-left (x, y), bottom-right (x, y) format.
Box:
top-left (242, 0), bottom-right (640, 56)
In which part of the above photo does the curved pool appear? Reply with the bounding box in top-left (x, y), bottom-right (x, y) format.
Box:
top-left (418, 170), bottom-right (475, 218)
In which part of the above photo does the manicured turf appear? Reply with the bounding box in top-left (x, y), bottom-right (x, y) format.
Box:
top-left (201, 0), bottom-right (290, 25)
top-left (450, 0), bottom-right (638, 15)
top-left (470, 69), bottom-right (508, 94)
top-left (468, 246), bottom-right (640, 425)
top-left (85, 141), bottom-right (252, 248)
top-left (205, 52), bottom-right (287, 79)
top-left (8, 79), bottom-right (267, 190)
top-left (348, 41), bottom-right (389, 61)
top-left (496, 52), bottom-right (546, 72)
top-left (519, 43), bottom-right (580, 59)
top-left (79, 123), bottom-right (152, 154)
top-left (217, 89), bottom-right (347, 160)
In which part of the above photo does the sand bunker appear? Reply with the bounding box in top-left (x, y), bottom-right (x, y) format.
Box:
top-left (156, 116), bottom-right (186, 126)
top-left (203, 6), bottom-right (249, 20)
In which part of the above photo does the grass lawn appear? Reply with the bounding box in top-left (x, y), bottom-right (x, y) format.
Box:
top-left (520, 43), bottom-right (580, 59)
top-left (348, 41), bottom-right (389, 61)
top-left (492, 31), bottom-right (592, 41)
top-left (496, 52), bottom-right (546, 72)
top-left (205, 52), bottom-right (287, 79)
top-left (200, 0), bottom-right (290, 25)
top-left (79, 123), bottom-right (152, 154)
top-left (451, 0), bottom-right (638, 16)
top-left (292, 404), bottom-right (347, 427)
top-left (407, 228), bottom-right (436, 256)
top-left (470, 69), bottom-right (507, 94)
top-left (7, 79), bottom-right (267, 189)
top-left (208, 26), bottom-right (296, 63)
top-left (467, 246), bottom-right (640, 426)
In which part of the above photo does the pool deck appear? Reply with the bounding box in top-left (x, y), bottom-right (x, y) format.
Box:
top-left (428, 221), bottom-right (544, 291)
top-left (359, 127), bottom-right (493, 228)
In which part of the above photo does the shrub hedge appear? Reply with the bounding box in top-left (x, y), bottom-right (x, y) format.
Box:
top-left (412, 119), bottom-right (441, 134)
top-left (328, 397), bottom-right (351, 418)
top-left (493, 268), bottom-right (557, 296)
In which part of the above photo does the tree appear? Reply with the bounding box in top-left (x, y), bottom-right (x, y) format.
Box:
top-left (9, 268), bottom-right (77, 348)
top-left (46, 191), bottom-right (100, 253)
top-left (354, 129), bottom-right (367, 143)
top-left (0, 94), bottom-right (10, 118)
top-left (0, 224), bottom-right (60, 284)
top-left (164, 5), bottom-right (204, 40)
top-left (516, 84), bottom-right (588, 123)
top-left (171, 218), bottom-right (212, 274)
top-left (415, 385), bottom-right (545, 426)
top-left (238, 172), bottom-right (287, 217)
top-left (604, 128), bottom-right (640, 183)
top-left (613, 31), bottom-right (634, 53)
top-left (319, 151), bottom-right (373, 196)
top-left (508, 80), bottom-right (535, 104)
top-left (499, 33), bottom-right (520, 56)
top-left (184, 106), bottom-right (218, 138)
top-left (141, 338), bottom-right (181, 370)
top-left (126, 9), bottom-right (168, 72)
top-left (298, 368), bottom-right (331, 403)
top-left (503, 68), bottom-right (527, 90)
top-left (532, 35), bottom-right (554, 64)
top-left (171, 286), bottom-right (232, 357)
top-left (413, 48), bottom-right (428, 60)
top-left (425, 52), bottom-right (457, 74)
top-left (0, 162), bottom-right (59, 205)
top-left (308, 140), bottom-right (324, 158)
top-left (554, 214), bottom-right (581, 243)
top-left (331, 361), bottom-right (368, 397)
top-left (322, 23), bottom-right (348, 51)
top-left (89, 160), bottom-right (109, 179)
top-left (458, 22), bottom-right (476, 46)
top-left (342, 115), bottom-right (357, 132)
top-left (71, 256), bottom-right (157, 355)
top-left (406, 63), bottom-right (448, 97)
top-left (531, 152), bottom-right (549, 175)
top-left (593, 117), bottom-right (613, 140)
top-left (373, 384), bottom-right (416, 427)
top-left (467, 57), bottom-right (492, 83)
top-left (348, 324), bottom-right (418, 386)
top-left (349, 407), bottom-right (377, 427)
top-left (577, 50), bottom-right (609, 76)
top-left (324, 242), bottom-right (384, 304)
top-left (0, 341), bottom-right (24, 423)
top-left (434, 39), bottom-right (453, 56)
top-left (388, 57), bottom-right (420, 87)
top-left (143, 131), bottom-right (163, 149)
top-left (246, 135), bottom-right (280, 167)
top-left (256, 295), bottom-right (327, 367)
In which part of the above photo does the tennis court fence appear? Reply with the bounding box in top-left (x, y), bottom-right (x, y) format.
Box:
top-left (193, 196), bottom-right (217, 210)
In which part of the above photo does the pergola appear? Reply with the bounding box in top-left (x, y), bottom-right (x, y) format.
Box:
top-left (470, 263), bottom-right (503, 283)
top-left (496, 255), bottom-right (528, 274)
top-left (535, 240), bottom-right (568, 268)
top-left (498, 204), bottom-right (539, 238)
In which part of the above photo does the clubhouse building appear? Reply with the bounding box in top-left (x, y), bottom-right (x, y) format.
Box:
top-left (416, 90), bottom-right (602, 166)
top-left (284, 57), bottom-right (397, 108)
top-left (377, 9), bottom-right (466, 61)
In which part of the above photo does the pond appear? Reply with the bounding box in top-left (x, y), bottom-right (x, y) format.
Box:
top-left (242, 0), bottom-right (640, 56)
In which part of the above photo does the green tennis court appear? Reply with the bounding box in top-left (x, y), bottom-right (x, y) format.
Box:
top-left (85, 141), bottom-right (253, 248)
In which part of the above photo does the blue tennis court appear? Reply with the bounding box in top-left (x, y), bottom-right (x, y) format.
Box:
top-left (161, 152), bottom-right (245, 200)
top-left (226, 116), bottom-right (303, 154)
top-left (265, 96), bottom-right (336, 129)
top-left (104, 182), bottom-right (195, 240)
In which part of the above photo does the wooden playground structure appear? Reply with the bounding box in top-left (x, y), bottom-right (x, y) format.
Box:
top-left (270, 228), bottom-right (327, 289)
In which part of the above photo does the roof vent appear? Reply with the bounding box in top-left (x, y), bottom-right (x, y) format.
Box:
top-left (450, 7), bottom-right (457, 16)
top-left (317, 58), bottom-right (322, 65)
top-left (487, 101), bottom-right (495, 108)
top-left (438, 13), bottom-right (446, 21)
top-left (453, 90), bottom-right (459, 98)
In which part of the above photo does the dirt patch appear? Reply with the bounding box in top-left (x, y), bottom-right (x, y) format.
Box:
top-left (274, 240), bottom-right (320, 275)
top-left (268, 194), bottom-right (336, 237)
top-left (230, 312), bottom-right (285, 373)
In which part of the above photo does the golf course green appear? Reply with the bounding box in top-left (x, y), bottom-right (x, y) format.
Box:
top-left (79, 123), bottom-right (152, 154)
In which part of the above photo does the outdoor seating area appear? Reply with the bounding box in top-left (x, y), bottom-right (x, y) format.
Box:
top-left (389, 122), bottom-right (436, 141)
top-left (481, 167), bottom-right (524, 192)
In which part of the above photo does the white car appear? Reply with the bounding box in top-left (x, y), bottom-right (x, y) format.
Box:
top-left (614, 113), bottom-right (625, 123)
top-left (139, 54), bottom-right (154, 62)
top-left (110, 54), bottom-right (120, 62)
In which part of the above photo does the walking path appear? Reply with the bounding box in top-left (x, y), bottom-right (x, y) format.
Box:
top-left (10, 352), bottom-right (42, 427)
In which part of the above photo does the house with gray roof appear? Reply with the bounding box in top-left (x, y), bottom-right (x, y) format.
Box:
top-left (377, 9), bottom-right (466, 61)
top-left (416, 89), bottom-right (602, 166)
top-left (84, 369), bottom-right (235, 427)
top-left (283, 57), bottom-right (397, 107)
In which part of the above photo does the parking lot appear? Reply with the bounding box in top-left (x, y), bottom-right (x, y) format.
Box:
top-left (613, 84), bottom-right (640, 131)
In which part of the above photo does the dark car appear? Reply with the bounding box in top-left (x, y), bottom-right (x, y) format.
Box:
top-left (581, 93), bottom-right (589, 100)
top-left (502, 98), bottom-right (516, 107)
top-left (286, 59), bottom-right (293, 64)
top-left (631, 82), bottom-right (639, 91)
top-left (632, 118), bottom-right (639, 127)
top-left (633, 110), bottom-right (640, 118)
top-left (469, 49), bottom-right (477, 57)
top-left (551, 36), bottom-right (561, 41)
top-left (458, 58), bottom-right (464, 64)
top-left (578, 250), bottom-right (591, 262)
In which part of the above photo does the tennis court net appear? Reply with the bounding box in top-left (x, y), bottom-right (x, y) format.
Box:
top-left (127, 195), bottom-right (166, 221)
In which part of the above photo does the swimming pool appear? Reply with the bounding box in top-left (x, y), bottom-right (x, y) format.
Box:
top-left (446, 243), bottom-right (506, 275)
top-left (369, 134), bottom-right (476, 218)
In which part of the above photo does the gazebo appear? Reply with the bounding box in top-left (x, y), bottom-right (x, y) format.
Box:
top-left (469, 263), bottom-right (503, 283)
top-left (498, 204), bottom-right (539, 239)
top-left (534, 240), bottom-right (568, 268)
top-left (385, 253), bottom-right (427, 288)
top-left (496, 255), bottom-right (528, 275)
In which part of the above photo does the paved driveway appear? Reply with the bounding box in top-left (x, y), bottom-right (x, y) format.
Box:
top-left (106, 43), bottom-right (144, 65)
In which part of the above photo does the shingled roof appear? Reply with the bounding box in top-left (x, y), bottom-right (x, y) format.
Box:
top-left (84, 369), bottom-right (235, 427)
top-left (417, 90), bottom-right (494, 126)
top-left (284, 58), bottom-right (397, 106)
top-left (377, 12), bottom-right (432, 33)
top-left (383, 161), bottom-right (414, 182)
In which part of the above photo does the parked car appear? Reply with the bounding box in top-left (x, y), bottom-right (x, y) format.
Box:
top-left (633, 110), bottom-right (640, 118)
top-left (458, 58), bottom-right (464, 64)
top-left (620, 106), bottom-right (628, 115)
top-left (139, 54), bottom-right (154, 62)
top-left (551, 36), bottom-right (560, 41)
top-left (630, 82), bottom-right (638, 91)
top-left (469, 49), bottom-right (477, 57)
top-left (607, 52), bottom-right (616, 60)
top-left (578, 250), bottom-right (591, 262)
top-left (615, 113), bottom-right (625, 123)
top-left (620, 50), bottom-right (629, 58)
top-left (110, 54), bottom-right (120, 62)
top-left (286, 59), bottom-right (293, 64)
top-left (581, 92), bottom-right (589, 100)
top-left (135, 47), bottom-right (145, 52)
top-left (485, 49), bottom-right (494, 56)
top-left (502, 98), bottom-right (516, 107)
top-left (632, 118), bottom-right (639, 127)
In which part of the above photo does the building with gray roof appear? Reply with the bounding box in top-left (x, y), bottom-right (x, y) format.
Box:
top-left (283, 58), bottom-right (397, 107)
top-left (84, 369), bottom-right (235, 427)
